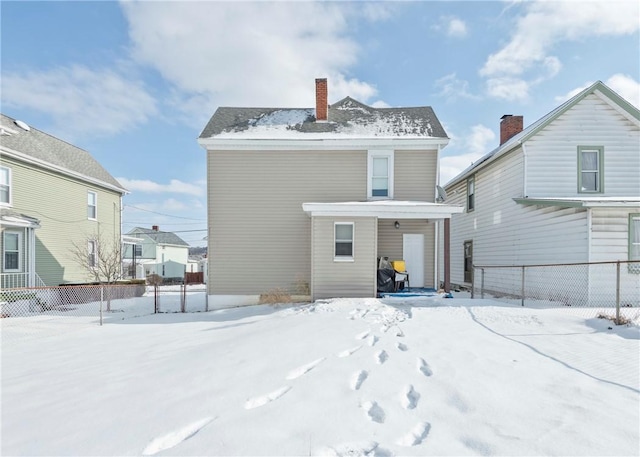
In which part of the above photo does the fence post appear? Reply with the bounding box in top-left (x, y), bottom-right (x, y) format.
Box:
top-left (154, 285), bottom-right (158, 314)
top-left (481, 268), bottom-right (485, 299)
top-left (181, 284), bottom-right (186, 313)
top-left (470, 266), bottom-right (474, 299)
top-left (521, 266), bottom-right (525, 307)
top-left (99, 286), bottom-right (104, 326)
top-left (616, 261), bottom-right (621, 324)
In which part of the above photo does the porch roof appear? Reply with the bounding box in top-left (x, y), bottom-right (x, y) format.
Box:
top-left (0, 210), bottom-right (40, 228)
top-left (513, 197), bottom-right (640, 208)
top-left (302, 200), bottom-right (464, 219)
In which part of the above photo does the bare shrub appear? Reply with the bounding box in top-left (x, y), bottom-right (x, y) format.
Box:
top-left (597, 313), bottom-right (632, 326)
top-left (294, 276), bottom-right (310, 296)
top-left (146, 274), bottom-right (163, 287)
top-left (259, 288), bottom-right (292, 306)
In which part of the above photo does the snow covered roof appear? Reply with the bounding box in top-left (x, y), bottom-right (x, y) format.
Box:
top-left (0, 209), bottom-right (41, 228)
top-left (199, 97), bottom-right (447, 140)
top-left (0, 113), bottom-right (127, 194)
top-left (128, 227), bottom-right (189, 247)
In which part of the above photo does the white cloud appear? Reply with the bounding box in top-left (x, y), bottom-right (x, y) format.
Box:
top-left (1, 65), bottom-right (157, 139)
top-left (447, 18), bottom-right (468, 38)
top-left (440, 124), bottom-right (496, 184)
top-left (118, 178), bottom-right (205, 197)
top-left (432, 16), bottom-right (468, 39)
top-left (554, 74), bottom-right (640, 109)
top-left (480, 0), bottom-right (639, 100)
top-left (435, 73), bottom-right (479, 102)
top-left (120, 2), bottom-right (384, 120)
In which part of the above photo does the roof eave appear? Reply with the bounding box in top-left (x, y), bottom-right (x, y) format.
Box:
top-left (198, 137), bottom-right (450, 151)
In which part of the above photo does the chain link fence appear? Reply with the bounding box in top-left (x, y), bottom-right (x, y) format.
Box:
top-left (0, 283), bottom-right (207, 345)
top-left (471, 260), bottom-right (640, 323)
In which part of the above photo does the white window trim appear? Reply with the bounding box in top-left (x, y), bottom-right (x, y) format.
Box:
top-left (334, 222), bottom-right (355, 262)
top-left (88, 240), bottom-right (97, 268)
top-left (367, 150), bottom-right (394, 200)
top-left (88, 191), bottom-right (97, 220)
top-left (0, 166), bottom-right (11, 207)
top-left (3, 230), bottom-right (22, 272)
top-left (467, 175), bottom-right (475, 212)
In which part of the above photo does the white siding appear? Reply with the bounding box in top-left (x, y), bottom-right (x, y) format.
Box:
top-left (527, 94), bottom-right (640, 197)
top-left (443, 150), bottom-right (589, 289)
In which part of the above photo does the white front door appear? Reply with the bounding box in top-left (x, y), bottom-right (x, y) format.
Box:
top-left (403, 234), bottom-right (424, 288)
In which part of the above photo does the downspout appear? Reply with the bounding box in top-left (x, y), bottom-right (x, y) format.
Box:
top-left (522, 141), bottom-right (528, 197)
top-left (434, 220), bottom-right (439, 289)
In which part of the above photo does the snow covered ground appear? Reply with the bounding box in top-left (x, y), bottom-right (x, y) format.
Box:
top-left (2, 296), bottom-right (639, 456)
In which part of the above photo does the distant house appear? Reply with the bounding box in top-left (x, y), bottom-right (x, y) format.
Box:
top-left (0, 113), bottom-right (127, 287)
top-left (441, 81), bottom-right (640, 303)
top-left (198, 78), bottom-right (463, 307)
top-left (123, 226), bottom-right (189, 281)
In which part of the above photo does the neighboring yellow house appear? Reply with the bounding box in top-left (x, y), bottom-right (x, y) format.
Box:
top-left (0, 113), bottom-right (128, 287)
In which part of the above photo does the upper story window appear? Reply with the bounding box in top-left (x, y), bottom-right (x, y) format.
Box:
top-left (0, 166), bottom-right (11, 206)
top-left (134, 244), bottom-right (142, 257)
top-left (578, 146), bottom-right (604, 193)
top-left (3, 231), bottom-right (21, 272)
top-left (87, 191), bottom-right (97, 220)
top-left (467, 175), bottom-right (475, 212)
top-left (630, 214), bottom-right (640, 274)
top-left (334, 222), bottom-right (354, 261)
top-left (368, 150), bottom-right (394, 199)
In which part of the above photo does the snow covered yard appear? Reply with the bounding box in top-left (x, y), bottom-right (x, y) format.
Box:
top-left (1, 297), bottom-right (638, 456)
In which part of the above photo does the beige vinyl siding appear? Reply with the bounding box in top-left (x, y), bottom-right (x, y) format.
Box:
top-left (526, 94), bottom-right (640, 197)
top-left (378, 219), bottom-right (435, 288)
top-left (394, 150), bottom-right (438, 201)
top-left (311, 216), bottom-right (377, 299)
top-left (208, 149), bottom-right (366, 295)
top-left (1, 156), bottom-right (122, 286)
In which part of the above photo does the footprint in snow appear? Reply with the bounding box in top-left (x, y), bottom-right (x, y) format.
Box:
top-left (374, 350), bottom-right (388, 364)
top-left (286, 357), bottom-right (325, 380)
top-left (401, 385), bottom-right (420, 410)
top-left (244, 386), bottom-right (291, 410)
top-left (366, 334), bottom-right (379, 347)
top-left (397, 422), bottom-right (431, 447)
top-left (142, 417), bottom-right (214, 456)
top-left (417, 358), bottom-right (433, 377)
top-left (313, 441), bottom-right (392, 457)
top-left (362, 401), bottom-right (385, 423)
top-left (337, 346), bottom-right (362, 358)
top-left (355, 330), bottom-right (370, 340)
top-left (396, 342), bottom-right (408, 352)
top-left (350, 370), bottom-right (368, 390)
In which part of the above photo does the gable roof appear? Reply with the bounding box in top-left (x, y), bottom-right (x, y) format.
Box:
top-left (0, 113), bottom-right (127, 193)
top-left (445, 81), bottom-right (640, 189)
top-left (199, 96), bottom-right (447, 140)
top-left (128, 227), bottom-right (189, 247)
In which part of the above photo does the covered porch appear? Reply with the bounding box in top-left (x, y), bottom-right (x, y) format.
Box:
top-left (0, 210), bottom-right (43, 288)
top-left (302, 201), bottom-right (463, 300)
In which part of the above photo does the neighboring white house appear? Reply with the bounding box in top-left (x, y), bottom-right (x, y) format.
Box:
top-left (122, 226), bottom-right (189, 282)
top-left (440, 81), bottom-right (640, 306)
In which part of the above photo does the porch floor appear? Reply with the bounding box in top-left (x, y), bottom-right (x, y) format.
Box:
top-left (379, 287), bottom-right (438, 298)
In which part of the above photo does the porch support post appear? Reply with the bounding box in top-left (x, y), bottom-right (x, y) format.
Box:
top-left (28, 228), bottom-right (36, 287)
top-left (444, 217), bottom-right (451, 293)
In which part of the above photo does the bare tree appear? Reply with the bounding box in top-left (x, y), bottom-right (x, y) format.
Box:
top-left (70, 231), bottom-right (124, 311)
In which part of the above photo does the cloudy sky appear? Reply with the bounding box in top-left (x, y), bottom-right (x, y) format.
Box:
top-left (2, 0), bottom-right (639, 246)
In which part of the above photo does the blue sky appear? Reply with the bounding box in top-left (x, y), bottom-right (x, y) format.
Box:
top-left (2, 1), bottom-right (639, 247)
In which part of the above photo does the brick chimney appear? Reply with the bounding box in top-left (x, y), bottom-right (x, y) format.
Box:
top-left (152, 225), bottom-right (159, 231)
top-left (315, 78), bottom-right (328, 122)
top-left (500, 115), bottom-right (523, 145)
